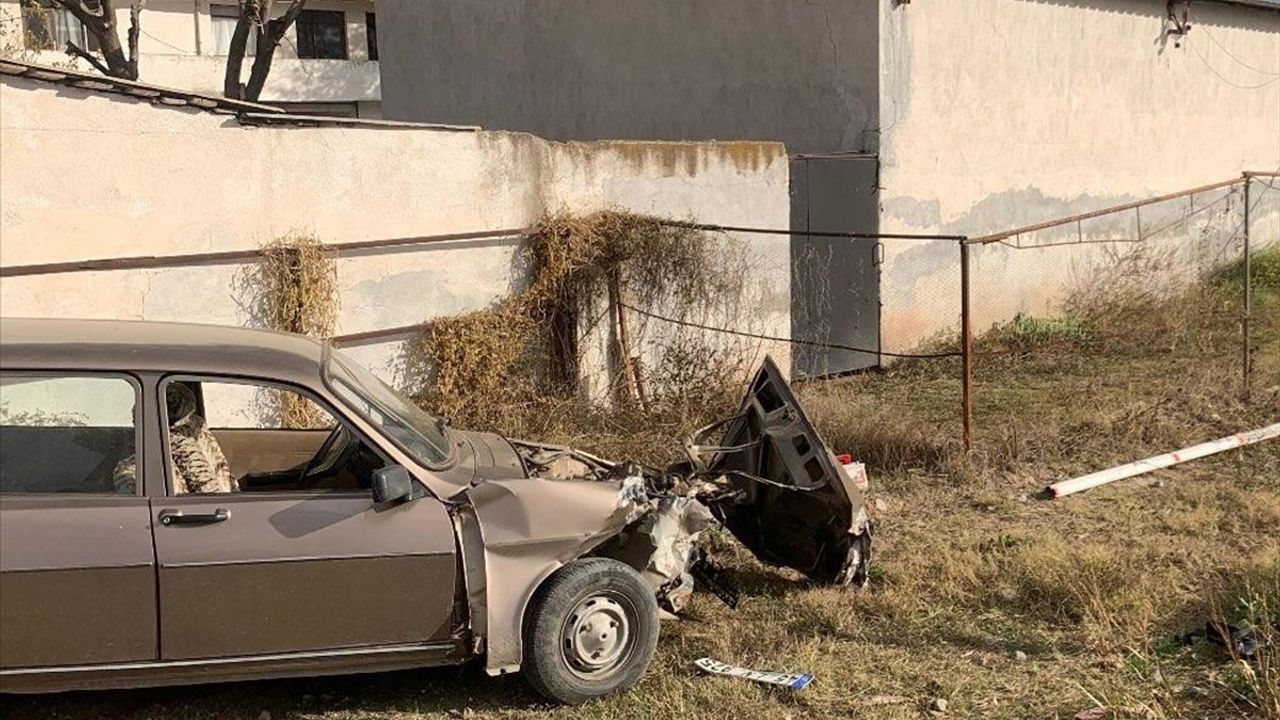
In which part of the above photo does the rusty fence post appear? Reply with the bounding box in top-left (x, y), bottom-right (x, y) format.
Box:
top-left (1242, 173), bottom-right (1252, 401)
top-left (960, 240), bottom-right (974, 451)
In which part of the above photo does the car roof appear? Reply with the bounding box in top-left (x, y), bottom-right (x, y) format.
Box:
top-left (0, 318), bottom-right (327, 382)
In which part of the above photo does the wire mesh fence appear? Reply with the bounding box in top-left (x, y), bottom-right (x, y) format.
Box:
top-left (1, 172), bottom-right (1272, 463)
top-left (958, 173), bottom-right (1278, 459)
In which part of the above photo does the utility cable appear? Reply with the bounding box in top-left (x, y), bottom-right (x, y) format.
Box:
top-left (1186, 36), bottom-right (1280, 90)
top-left (1199, 26), bottom-right (1280, 76)
top-left (618, 302), bottom-right (963, 360)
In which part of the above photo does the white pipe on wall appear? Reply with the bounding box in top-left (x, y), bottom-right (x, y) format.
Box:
top-left (1047, 422), bottom-right (1280, 499)
top-left (192, 0), bottom-right (202, 55)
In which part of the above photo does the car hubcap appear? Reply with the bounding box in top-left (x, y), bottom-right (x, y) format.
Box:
top-left (561, 593), bottom-right (632, 678)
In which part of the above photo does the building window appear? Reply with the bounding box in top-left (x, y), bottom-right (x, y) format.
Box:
top-left (210, 4), bottom-right (255, 56)
top-left (21, 0), bottom-right (97, 52)
top-left (294, 9), bottom-right (347, 60)
top-left (365, 12), bottom-right (377, 61)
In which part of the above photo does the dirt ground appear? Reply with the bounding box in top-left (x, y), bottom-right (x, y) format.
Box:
top-left (5, 256), bottom-right (1278, 720)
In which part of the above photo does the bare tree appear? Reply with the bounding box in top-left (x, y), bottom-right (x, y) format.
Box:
top-left (223, 0), bottom-right (307, 102)
top-left (48, 0), bottom-right (144, 80)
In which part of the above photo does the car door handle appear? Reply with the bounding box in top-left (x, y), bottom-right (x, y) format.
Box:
top-left (158, 508), bottom-right (230, 526)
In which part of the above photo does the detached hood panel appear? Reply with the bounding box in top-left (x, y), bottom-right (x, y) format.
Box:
top-left (690, 357), bottom-right (871, 586)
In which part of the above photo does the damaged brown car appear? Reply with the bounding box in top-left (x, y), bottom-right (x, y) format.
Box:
top-left (0, 318), bottom-right (871, 704)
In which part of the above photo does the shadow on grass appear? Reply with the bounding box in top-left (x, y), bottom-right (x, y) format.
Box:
top-left (0, 660), bottom-right (550, 720)
top-left (725, 563), bottom-right (816, 598)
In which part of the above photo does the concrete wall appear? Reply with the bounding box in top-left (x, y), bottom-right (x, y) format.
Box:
top-left (0, 76), bottom-right (791, 388)
top-left (0, 0), bottom-right (381, 108)
top-left (375, 0), bottom-right (1279, 356)
top-left (876, 0), bottom-right (1280, 350)
top-left (376, 0), bottom-right (880, 155)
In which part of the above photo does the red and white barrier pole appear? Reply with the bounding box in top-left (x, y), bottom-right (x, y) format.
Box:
top-left (1047, 423), bottom-right (1280, 499)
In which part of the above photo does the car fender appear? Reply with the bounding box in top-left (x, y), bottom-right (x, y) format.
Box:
top-left (456, 475), bottom-right (646, 674)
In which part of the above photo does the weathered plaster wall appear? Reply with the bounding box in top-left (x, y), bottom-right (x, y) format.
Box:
top-left (376, 0), bottom-right (880, 155)
top-left (877, 0), bottom-right (1280, 350)
top-left (0, 77), bottom-right (790, 386)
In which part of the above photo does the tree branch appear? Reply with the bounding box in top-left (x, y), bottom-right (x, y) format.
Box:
top-left (271, 0), bottom-right (307, 44)
top-left (127, 1), bottom-right (144, 75)
top-left (74, 0), bottom-right (106, 19)
top-left (243, 0), bottom-right (307, 101)
top-left (223, 5), bottom-right (256, 99)
top-left (64, 40), bottom-right (111, 76)
top-left (55, 0), bottom-right (117, 33)
top-left (53, 0), bottom-right (138, 79)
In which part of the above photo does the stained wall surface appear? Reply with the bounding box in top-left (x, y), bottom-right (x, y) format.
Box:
top-left (876, 0), bottom-right (1280, 350)
top-left (0, 76), bottom-right (791, 386)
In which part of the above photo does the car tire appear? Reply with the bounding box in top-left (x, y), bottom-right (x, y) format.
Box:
top-left (522, 558), bottom-right (659, 705)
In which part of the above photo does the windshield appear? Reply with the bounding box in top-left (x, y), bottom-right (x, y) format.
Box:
top-left (325, 350), bottom-right (452, 467)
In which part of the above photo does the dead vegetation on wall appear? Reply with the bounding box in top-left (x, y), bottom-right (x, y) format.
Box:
top-left (400, 210), bottom-right (754, 435)
top-left (249, 233), bottom-right (338, 428)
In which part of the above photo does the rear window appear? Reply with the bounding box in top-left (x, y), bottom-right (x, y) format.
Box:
top-left (0, 374), bottom-right (139, 495)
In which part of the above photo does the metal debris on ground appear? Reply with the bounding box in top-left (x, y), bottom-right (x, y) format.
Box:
top-left (1207, 620), bottom-right (1274, 660)
top-left (693, 657), bottom-right (814, 690)
top-left (687, 547), bottom-right (740, 609)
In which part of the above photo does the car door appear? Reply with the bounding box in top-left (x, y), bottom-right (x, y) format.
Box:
top-left (149, 376), bottom-right (458, 660)
top-left (0, 373), bottom-right (157, 671)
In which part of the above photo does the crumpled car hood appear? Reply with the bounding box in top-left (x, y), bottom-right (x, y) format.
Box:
top-left (685, 356), bottom-right (871, 586)
top-left (452, 429), bottom-right (527, 482)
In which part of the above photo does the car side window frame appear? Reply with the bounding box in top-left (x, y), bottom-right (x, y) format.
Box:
top-left (0, 370), bottom-right (145, 498)
top-left (157, 373), bottom-right (396, 498)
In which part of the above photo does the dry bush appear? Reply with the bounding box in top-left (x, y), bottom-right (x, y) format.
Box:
top-left (1061, 242), bottom-right (1238, 356)
top-left (402, 210), bottom-right (752, 434)
top-left (403, 298), bottom-right (540, 429)
top-left (252, 233), bottom-right (338, 428)
top-left (257, 233), bottom-right (338, 338)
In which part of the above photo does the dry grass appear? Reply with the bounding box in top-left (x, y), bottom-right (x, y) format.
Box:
top-left (7, 249), bottom-right (1279, 720)
top-left (401, 210), bottom-right (745, 431)
top-left (252, 233), bottom-right (339, 428)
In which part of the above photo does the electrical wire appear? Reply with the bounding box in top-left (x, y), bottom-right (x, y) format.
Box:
top-left (1186, 36), bottom-right (1280, 90)
top-left (1199, 26), bottom-right (1280, 77)
top-left (617, 302), bottom-right (962, 360)
top-left (140, 29), bottom-right (195, 55)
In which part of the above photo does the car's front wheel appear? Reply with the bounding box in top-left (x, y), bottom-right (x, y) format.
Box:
top-left (522, 558), bottom-right (659, 705)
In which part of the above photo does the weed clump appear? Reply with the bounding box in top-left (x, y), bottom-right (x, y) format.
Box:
top-left (402, 210), bottom-right (749, 433)
top-left (257, 233), bottom-right (338, 339)
top-left (253, 233), bottom-right (338, 428)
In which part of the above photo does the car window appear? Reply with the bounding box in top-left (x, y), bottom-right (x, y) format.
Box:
top-left (164, 378), bottom-right (383, 495)
top-left (326, 350), bottom-right (452, 467)
top-left (0, 374), bottom-right (138, 495)
top-left (201, 381), bottom-right (336, 430)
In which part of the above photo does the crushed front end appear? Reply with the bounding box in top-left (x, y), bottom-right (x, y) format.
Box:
top-left (454, 356), bottom-right (872, 673)
top-left (509, 356), bottom-right (871, 602)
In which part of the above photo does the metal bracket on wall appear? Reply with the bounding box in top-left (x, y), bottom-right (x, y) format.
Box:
top-left (1165, 0), bottom-right (1193, 46)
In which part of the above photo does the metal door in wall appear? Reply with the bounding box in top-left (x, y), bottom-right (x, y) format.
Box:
top-left (790, 154), bottom-right (881, 378)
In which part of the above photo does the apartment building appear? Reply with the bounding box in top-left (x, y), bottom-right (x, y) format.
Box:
top-left (0, 0), bottom-right (381, 117)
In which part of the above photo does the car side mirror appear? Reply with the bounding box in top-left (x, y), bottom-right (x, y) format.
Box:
top-left (371, 465), bottom-right (414, 504)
